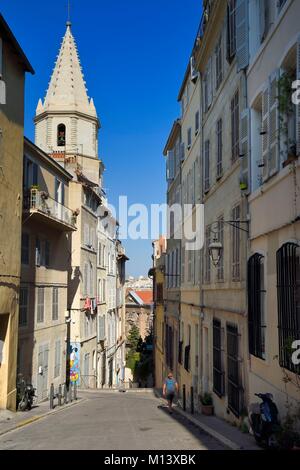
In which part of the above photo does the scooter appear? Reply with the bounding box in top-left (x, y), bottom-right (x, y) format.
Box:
top-left (17, 376), bottom-right (36, 411)
top-left (248, 393), bottom-right (281, 448)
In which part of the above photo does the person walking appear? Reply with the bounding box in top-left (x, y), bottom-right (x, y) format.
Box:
top-left (163, 372), bottom-right (178, 413)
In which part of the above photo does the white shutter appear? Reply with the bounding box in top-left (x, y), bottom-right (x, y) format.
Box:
top-left (240, 108), bottom-right (250, 193)
top-left (207, 58), bottom-right (213, 108)
top-left (297, 35), bottom-right (300, 156)
top-left (236, 0), bottom-right (249, 72)
top-left (84, 224), bottom-right (89, 246)
top-left (269, 70), bottom-right (280, 176)
top-left (167, 150), bottom-right (175, 182)
top-left (261, 84), bottom-right (269, 181)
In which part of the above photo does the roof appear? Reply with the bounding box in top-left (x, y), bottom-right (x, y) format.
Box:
top-left (127, 289), bottom-right (153, 306)
top-left (24, 137), bottom-right (73, 181)
top-left (0, 14), bottom-right (34, 74)
top-left (37, 24), bottom-right (97, 119)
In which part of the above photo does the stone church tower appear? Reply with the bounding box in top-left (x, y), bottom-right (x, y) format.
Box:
top-left (35, 21), bottom-right (103, 389)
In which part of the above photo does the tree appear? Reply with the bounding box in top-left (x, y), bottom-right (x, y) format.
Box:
top-left (127, 325), bottom-right (141, 351)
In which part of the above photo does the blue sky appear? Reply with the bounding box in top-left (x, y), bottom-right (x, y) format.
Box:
top-left (2, 0), bottom-right (202, 277)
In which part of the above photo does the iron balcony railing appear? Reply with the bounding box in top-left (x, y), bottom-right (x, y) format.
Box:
top-left (24, 189), bottom-right (77, 229)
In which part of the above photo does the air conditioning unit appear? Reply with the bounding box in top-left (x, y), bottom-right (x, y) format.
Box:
top-left (0, 80), bottom-right (6, 105)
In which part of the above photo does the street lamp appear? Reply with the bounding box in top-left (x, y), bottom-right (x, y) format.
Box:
top-left (208, 219), bottom-right (249, 267)
top-left (209, 236), bottom-right (223, 268)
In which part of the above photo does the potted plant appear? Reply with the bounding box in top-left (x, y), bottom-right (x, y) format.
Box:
top-left (278, 72), bottom-right (299, 167)
top-left (200, 393), bottom-right (214, 416)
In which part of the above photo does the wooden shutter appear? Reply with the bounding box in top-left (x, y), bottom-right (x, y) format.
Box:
top-left (207, 58), bottom-right (213, 108)
top-left (240, 108), bottom-right (250, 193)
top-left (236, 0), bottom-right (249, 71)
top-left (261, 84), bottom-right (269, 181)
top-left (99, 316), bottom-right (106, 341)
top-left (167, 150), bottom-right (175, 181)
top-left (297, 35), bottom-right (300, 156)
top-left (269, 70), bottom-right (280, 176)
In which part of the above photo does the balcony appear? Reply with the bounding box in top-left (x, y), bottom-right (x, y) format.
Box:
top-left (23, 189), bottom-right (77, 232)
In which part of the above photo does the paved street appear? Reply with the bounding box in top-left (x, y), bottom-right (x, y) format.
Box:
top-left (0, 391), bottom-right (227, 450)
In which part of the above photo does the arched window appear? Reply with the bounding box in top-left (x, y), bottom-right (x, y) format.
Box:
top-left (277, 243), bottom-right (300, 373)
top-left (57, 124), bottom-right (66, 147)
top-left (248, 254), bottom-right (266, 359)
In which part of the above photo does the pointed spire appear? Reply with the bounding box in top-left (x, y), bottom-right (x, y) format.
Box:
top-left (37, 24), bottom-right (97, 117)
top-left (36, 98), bottom-right (44, 114)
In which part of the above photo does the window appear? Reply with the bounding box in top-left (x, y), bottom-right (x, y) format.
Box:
top-left (184, 325), bottom-right (191, 372)
top-left (35, 237), bottom-right (41, 267)
top-left (98, 242), bottom-right (102, 266)
top-left (21, 233), bottom-right (30, 265)
top-left (260, 0), bottom-right (271, 43)
top-left (213, 319), bottom-right (224, 397)
top-left (231, 90), bottom-right (240, 163)
top-left (248, 254), bottom-right (266, 360)
top-left (57, 124), bottom-right (66, 147)
top-left (232, 205), bottom-right (241, 281)
top-left (277, 243), bottom-right (300, 374)
top-left (227, 324), bottom-right (241, 416)
top-left (54, 340), bottom-right (61, 378)
top-left (84, 263), bottom-right (89, 296)
top-left (195, 111), bottom-right (200, 135)
top-left (37, 287), bottom-right (45, 323)
top-left (227, 0), bottom-right (236, 62)
top-left (19, 287), bottom-right (28, 327)
top-left (278, 0), bottom-right (287, 12)
top-left (195, 324), bottom-right (199, 370)
top-left (215, 34), bottom-right (223, 89)
top-left (166, 325), bottom-right (173, 370)
top-left (216, 119), bottom-right (223, 178)
top-left (103, 279), bottom-right (106, 302)
top-left (23, 158), bottom-right (38, 192)
top-left (52, 287), bottom-right (59, 321)
top-left (204, 140), bottom-right (210, 192)
top-left (217, 217), bottom-right (224, 281)
top-left (187, 128), bottom-right (192, 149)
top-left (205, 226), bottom-right (211, 284)
top-left (45, 241), bottom-right (50, 267)
top-left (98, 315), bottom-right (106, 341)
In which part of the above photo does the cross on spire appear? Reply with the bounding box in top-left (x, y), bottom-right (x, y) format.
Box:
top-left (66, 0), bottom-right (71, 27)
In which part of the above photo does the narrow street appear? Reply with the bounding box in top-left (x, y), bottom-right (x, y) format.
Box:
top-left (0, 391), bottom-right (227, 450)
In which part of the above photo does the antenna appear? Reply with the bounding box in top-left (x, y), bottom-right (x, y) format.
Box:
top-left (67, 0), bottom-right (71, 27)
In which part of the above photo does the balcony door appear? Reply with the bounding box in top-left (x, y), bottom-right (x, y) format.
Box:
top-left (55, 178), bottom-right (65, 221)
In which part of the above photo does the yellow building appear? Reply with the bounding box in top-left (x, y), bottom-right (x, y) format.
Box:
top-left (152, 237), bottom-right (167, 390)
top-left (0, 15), bottom-right (34, 410)
top-left (19, 138), bottom-right (76, 401)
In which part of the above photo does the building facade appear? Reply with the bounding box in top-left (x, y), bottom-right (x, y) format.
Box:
top-left (19, 138), bottom-right (76, 401)
top-left (158, 0), bottom-right (300, 424)
top-left (0, 15), bottom-right (33, 410)
top-left (247, 0), bottom-right (300, 415)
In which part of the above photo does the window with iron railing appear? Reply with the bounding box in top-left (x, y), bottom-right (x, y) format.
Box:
top-left (277, 243), bottom-right (300, 374)
top-left (248, 254), bottom-right (266, 360)
top-left (213, 319), bottom-right (224, 397)
top-left (227, 324), bottom-right (241, 417)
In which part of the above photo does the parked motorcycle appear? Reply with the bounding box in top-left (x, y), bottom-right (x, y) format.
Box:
top-left (248, 393), bottom-right (281, 448)
top-left (16, 376), bottom-right (36, 412)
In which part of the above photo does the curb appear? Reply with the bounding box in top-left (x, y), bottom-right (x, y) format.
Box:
top-left (174, 407), bottom-right (241, 450)
top-left (0, 398), bottom-right (86, 438)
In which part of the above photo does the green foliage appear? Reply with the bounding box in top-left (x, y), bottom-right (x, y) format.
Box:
top-left (200, 393), bottom-right (213, 406)
top-left (126, 351), bottom-right (141, 374)
top-left (127, 325), bottom-right (141, 351)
